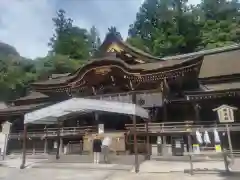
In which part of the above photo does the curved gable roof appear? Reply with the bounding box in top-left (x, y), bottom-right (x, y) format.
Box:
top-left (97, 33), bottom-right (164, 62)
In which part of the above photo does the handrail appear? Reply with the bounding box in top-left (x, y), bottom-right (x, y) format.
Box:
top-left (13, 126), bottom-right (97, 133)
top-left (9, 125), bottom-right (98, 138)
top-left (125, 122), bottom-right (240, 133)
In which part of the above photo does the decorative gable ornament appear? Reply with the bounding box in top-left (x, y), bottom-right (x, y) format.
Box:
top-left (213, 104), bottom-right (237, 123)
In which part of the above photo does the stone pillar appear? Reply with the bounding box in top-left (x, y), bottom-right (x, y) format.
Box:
top-left (60, 138), bottom-right (63, 154)
top-left (162, 136), bottom-right (167, 156)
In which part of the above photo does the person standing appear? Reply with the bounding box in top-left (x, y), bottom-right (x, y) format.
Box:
top-left (102, 136), bottom-right (112, 163)
top-left (92, 134), bottom-right (102, 164)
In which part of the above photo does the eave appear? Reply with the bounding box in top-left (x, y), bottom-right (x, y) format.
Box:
top-left (0, 103), bottom-right (50, 117)
top-left (31, 55), bottom-right (203, 93)
top-left (184, 82), bottom-right (240, 100)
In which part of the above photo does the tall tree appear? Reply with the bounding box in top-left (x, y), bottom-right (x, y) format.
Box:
top-left (48, 9), bottom-right (91, 60)
top-left (88, 26), bottom-right (101, 56)
top-left (128, 0), bottom-right (201, 57)
top-left (108, 26), bottom-right (123, 40)
top-left (198, 0), bottom-right (240, 49)
top-left (128, 0), bottom-right (163, 50)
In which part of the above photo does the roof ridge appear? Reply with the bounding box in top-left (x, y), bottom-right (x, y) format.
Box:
top-left (101, 32), bottom-right (163, 62)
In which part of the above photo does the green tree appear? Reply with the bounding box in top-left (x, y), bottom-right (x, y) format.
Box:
top-left (108, 26), bottom-right (123, 40)
top-left (128, 0), bottom-right (201, 57)
top-left (0, 45), bottom-right (37, 101)
top-left (48, 9), bottom-right (91, 60)
top-left (197, 0), bottom-right (240, 49)
top-left (35, 55), bottom-right (87, 79)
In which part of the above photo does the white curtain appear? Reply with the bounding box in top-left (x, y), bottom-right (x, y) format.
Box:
top-left (196, 130), bottom-right (203, 144)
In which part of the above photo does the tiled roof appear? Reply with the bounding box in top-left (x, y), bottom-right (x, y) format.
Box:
top-left (0, 103), bottom-right (48, 115)
top-left (162, 44), bottom-right (240, 78)
top-left (31, 55), bottom-right (202, 86)
top-left (14, 91), bottom-right (48, 101)
top-left (201, 82), bottom-right (240, 91)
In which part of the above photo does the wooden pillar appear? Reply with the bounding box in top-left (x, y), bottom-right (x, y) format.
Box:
top-left (20, 124), bottom-right (27, 169)
top-left (132, 93), bottom-right (139, 173)
top-left (95, 112), bottom-right (99, 132)
top-left (187, 134), bottom-right (193, 153)
top-left (32, 140), bottom-right (35, 155)
top-left (56, 121), bottom-right (61, 160)
top-left (163, 99), bottom-right (168, 122)
top-left (44, 138), bottom-right (48, 154)
top-left (162, 78), bottom-right (168, 123)
top-left (193, 103), bottom-right (200, 123)
top-left (60, 138), bottom-right (63, 154)
top-left (44, 126), bottom-right (48, 154)
top-left (226, 124), bottom-right (233, 160)
top-left (187, 134), bottom-right (193, 175)
top-left (162, 78), bottom-right (168, 156)
top-left (145, 118), bottom-right (150, 160)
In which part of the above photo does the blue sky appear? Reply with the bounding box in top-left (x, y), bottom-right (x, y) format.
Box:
top-left (0, 0), bottom-right (200, 59)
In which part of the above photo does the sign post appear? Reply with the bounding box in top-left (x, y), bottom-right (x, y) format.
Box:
top-left (213, 104), bottom-right (237, 160)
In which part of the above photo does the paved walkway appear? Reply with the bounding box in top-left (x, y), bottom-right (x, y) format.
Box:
top-left (0, 167), bottom-right (239, 180)
top-left (0, 157), bottom-right (47, 168)
top-left (108, 172), bottom-right (240, 180)
top-left (138, 160), bottom-right (226, 173)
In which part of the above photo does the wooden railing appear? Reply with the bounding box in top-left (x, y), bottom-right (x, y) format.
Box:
top-left (9, 126), bottom-right (97, 139)
top-left (125, 121), bottom-right (240, 134)
top-left (9, 121), bottom-right (240, 139)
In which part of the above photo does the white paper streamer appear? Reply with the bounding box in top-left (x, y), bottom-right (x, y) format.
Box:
top-left (214, 129), bottom-right (221, 143)
top-left (204, 131), bottom-right (211, 144)
top-left (196, 130), bottom-right (203, 144)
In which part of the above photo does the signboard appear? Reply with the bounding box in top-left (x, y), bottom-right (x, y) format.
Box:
top-left (215, 145), bottom-right (222, 152)
top-left (213, 105), bottom-right (237, 123)
top-left (98, 124), bottom-right (104, 134)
